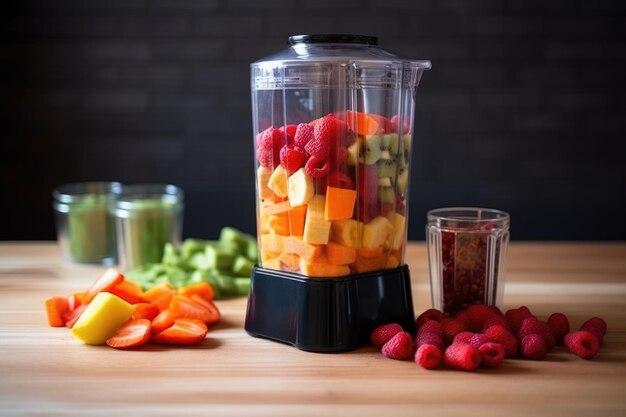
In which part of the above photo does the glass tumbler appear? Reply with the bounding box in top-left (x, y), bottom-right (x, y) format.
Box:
top-left (426, 207), bottom-right (510, 315)
top-left (114, 184), bottom-right (184, 270)
top-left (52, 181), bottom-right (123, 265)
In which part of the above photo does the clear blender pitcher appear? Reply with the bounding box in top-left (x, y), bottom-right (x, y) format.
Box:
top-left (245, 34), bottom-right (431, 351)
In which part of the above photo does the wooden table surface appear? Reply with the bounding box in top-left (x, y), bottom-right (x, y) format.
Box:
top-left (1, 242), bottom-right (625, 417)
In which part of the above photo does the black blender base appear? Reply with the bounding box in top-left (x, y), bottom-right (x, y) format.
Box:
top-left (244, 264), bottom-right (416, 352)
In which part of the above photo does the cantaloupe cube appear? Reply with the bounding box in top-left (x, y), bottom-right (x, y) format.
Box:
top-left (260, 233), bottom-right (286, 255)
top-left (70, 292), bottom-right (135, 345)
top-left (284, 236), bottom-right (323, 261)
top-left (299, 256), bottom-right (350, 277)
top-left (278, 252), bottom-right (301, 271)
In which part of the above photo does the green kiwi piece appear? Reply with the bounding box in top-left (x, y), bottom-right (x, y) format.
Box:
top-left (363, 135), bottom-right (383, 164)
top-left (397, 168), bottom-right (409, 194)
top-left (378, 185), bottom-right (396, 204)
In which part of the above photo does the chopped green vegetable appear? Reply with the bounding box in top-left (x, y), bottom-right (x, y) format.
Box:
top-left (126, 227), bottom-right (256, 299)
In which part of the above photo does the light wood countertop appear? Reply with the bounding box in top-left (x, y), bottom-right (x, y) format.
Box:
top-left (1, 242), bottom-right (625, 417)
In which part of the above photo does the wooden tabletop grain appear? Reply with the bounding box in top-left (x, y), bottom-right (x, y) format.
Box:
top-left (1, 242), bottom-right (625, 417)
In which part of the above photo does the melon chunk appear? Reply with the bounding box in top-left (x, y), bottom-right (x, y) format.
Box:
top-left (70, 292), bottom-right (135, 345)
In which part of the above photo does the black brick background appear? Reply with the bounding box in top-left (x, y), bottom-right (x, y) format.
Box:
top-left (2, 0), bottom-right (625, 241)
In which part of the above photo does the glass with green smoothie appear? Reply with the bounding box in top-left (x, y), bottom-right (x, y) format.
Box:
top-left (53, 182), bottom-right (123, 265)
top-left (114, 184), bottom-right (184, 270)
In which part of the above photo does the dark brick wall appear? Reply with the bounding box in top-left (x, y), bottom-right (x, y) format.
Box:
top-left (2, 0), bottom-right (625, 240)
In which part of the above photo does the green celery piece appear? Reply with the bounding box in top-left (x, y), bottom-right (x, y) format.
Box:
top-left (125, 263), bottom-right (165, 286)
top-left (244, 236), bottom-right (259, 263)
top-left (232, 255), bottom-right (253, 277)
top-left (219, 227), bottom-right (249, 254)
top-left (234, 277), bottom-right (251, 296)
top-left (181, 238), bottom-right (209, 261)
top-left (162, 242), bottom-right (181, 266)
top-left (216, 274), bottom-right (238, 297)
top-left (206, 244), bottom-right (236, 270)
top-left (188, 251), bottom-right (212, 271)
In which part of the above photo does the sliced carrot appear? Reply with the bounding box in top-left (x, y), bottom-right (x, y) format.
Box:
top-left (169, 295), bottom-right (217, 325)
top-left (151, 309), bottom-right (176, 335)
top-left (346, 110), bottom-right (383, 136)
top-left (106, 319), bottom-right (151, 350)
top-left (324, 186), bottom-right (357, 221)
top-left (143, 282), bottom-right (175, 303)
top-left (44, 296), bottom-right (69, 327)
top-left (151, 318), bottom-right (208, 345)
top-left (189, 295), bottom-right (221, 325)
top-left (109, 280), bottom-right (148, 304)
top-left (178, 282), bottom-right (214, 301)
top-left (82, 268), bottom-right (124, 305)
top-left (326, 242), bottom-right (357, 266)
top-left (132, 303), bottom-right (161, 321)
top-left (67, 291), bottom-right (86, 311)
top-left (63, 304), bottom-right (87, 328)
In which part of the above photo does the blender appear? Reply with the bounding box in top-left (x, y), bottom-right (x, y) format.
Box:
top-left (245, 34), bottom-right (431, 352)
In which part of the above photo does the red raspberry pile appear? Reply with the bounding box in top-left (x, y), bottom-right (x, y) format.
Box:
top-left (370, 305), bottom-right (607, 371)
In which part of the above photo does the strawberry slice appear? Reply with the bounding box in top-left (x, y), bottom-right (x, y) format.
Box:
top-left (169, 294), bottom-right (218, 325)
top-left (106, 319), bottom-right (151, 350)
top-left (150, 309), bottom-right (176, 334)
top-left (151, 318), bottom-right (208, 345)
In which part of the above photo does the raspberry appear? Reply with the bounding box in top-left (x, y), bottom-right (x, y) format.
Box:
top-left (565, 330), bottom-right (600, 360)
top-left (304, 155), bottom-right (331, 178)
top-left (370, 323), bottom-right (403, 348)
top-left (415, 308), bottom-right (446, 329)
top-left (483, 324), bottom-right (518, 358)
top-left (580, 317), bottom-right (607, 341)
top-left (313, 114), bottom-right (348, 148)
top-left (294, 123), bottom-right (314, 149)
top-left (453, 310), bottom-right (470, 327)
top-left (444, 343), bottom-right (481, 371)
top-left (417, 320), bottom-right (444, 339)
top-left (518, 317), bottom-right (556, 351)
top-left (279, 144), bottom-right (306, 174)
top-left (520, 333), bottom-right (547, 360)
top-left (467, 304), bottom-right (497, 332)
top-left (327, 171), bottom-right (354, 189)
top-left (547, 312), bottom-right (570, 345)
top-left (482, 316), bottom-right (509, 332)
top-left (440, 317), bottom-right (468, 345)
top-left (469, 333), bottom-right (489, 349)
top-left (306, 115), bottom-right (346, 159)
top-left (478, 342), bottom-right (505, 368)
top-left (279, 124), bottom-right (297, 143)
top-left (452, 331), bottom-right (476, 346)
top-left (382, 331), bottom-right (414, 360)
top-left (505, 306), bottom-right (533, 333)
top-left (415, 320), bottom-right (445, 351)
top-left (414, 332), bottom-right (445, 352)
top-left (415, 344), bottom-right (443, 370)
top-left (256, 127), bottom-right (284, 168)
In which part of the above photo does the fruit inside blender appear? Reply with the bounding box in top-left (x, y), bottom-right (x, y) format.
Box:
top-left (255, 110), bottom-right (411, 277)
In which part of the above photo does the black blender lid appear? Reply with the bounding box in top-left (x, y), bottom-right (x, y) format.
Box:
top-left (288, 34), bottom-right (378, 46)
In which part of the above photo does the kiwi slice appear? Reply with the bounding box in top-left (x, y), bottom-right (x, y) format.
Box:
top-left (377, 157), bottom-right (398, 178)
top-left (363, 135), bottom-right (382, 164)
top-left (378, 185), bottom-right (396, 204)
top-left (397, 168), bottom-right (409, 194)
top-left (381, 133), bottom-right (400, 155)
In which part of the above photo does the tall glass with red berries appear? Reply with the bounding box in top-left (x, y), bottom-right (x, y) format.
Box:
top-left (246, 34), bottom-right (431, 352)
